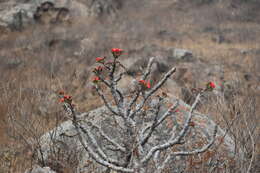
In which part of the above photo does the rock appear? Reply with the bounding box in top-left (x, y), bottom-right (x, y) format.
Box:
top-left (37, 97), bottom-right (239, 172)
top-left (25, 165), bottom-right (56, 173)
top-left (85, 0), bottom-right (122, 17)
top-left (170, 48), bottom-right (193, 61)
top-left (0, 0), bottom-right (122, 30)
top-left (3, 57), bottom-right (23, 69)
top-left (0, 3), bottom-right (35, 30)
top-left (0, 0), bottom-right (121, 30)
top-left (244, 73), bottom-right (252, 81)
top-left (126, 56), bottom-right (170, 78)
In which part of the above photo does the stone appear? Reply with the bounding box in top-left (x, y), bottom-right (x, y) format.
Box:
top-left (0, 3), bottom-right (35, 30)
top-left (170, 48), bottom-right (193, 61)
top-left (24, 165), bottom-right (56, 173)
top-left (0, 0), bottom-right (121, 30)
top-left (37, 97), bottom-right (238, 172)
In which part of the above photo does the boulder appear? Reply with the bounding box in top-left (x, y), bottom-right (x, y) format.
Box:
top-left (170, 48), bottom-right (193, 61)
top-left (0, 3), bottom-right (35, 30)
top-left (25, 165), bottom-right (56, 173)
top-left (37, 97), bottom-right (238, 172)
top-left (0, 0), bottom-right (121, 30)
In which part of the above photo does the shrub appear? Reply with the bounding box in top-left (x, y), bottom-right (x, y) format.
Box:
top-left (60, 48), bottom-right (218, 173)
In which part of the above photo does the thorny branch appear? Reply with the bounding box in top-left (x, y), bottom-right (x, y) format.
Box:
top-left (60, 52), bottom-right (218, 172)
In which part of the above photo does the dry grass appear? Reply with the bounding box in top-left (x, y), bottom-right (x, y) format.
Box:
top-left (0, 0), bottom-right (259, 172)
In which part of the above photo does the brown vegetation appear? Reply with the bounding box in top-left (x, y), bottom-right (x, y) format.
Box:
top-left (0, 0), bottom-right (259, 172)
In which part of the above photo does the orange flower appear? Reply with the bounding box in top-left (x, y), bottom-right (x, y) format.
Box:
top-left (92, 76), bottom-right (100, 83)
top-left (206, 82), bottom-right (216, 90)
top-left (96, 57), bottom-right (105, 63)
top-left (139, 80), bottom-right (151, 89)
top-left (111, 48), bottom-right (123, 57)
top-left (63, 95), bottom-right (72, 100)
top-left (174, 109), bottom-right (179, 113)
top-left (146, 81), bottom-right (151, 89)
top-left (139, 80), bottom-right (146, 85)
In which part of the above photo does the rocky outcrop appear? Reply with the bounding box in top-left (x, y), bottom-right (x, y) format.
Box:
top-left (0, 2), bottom-right (34, 30)
top-left (25, 165), bottom-right (56, 173)
top-left (170, 48), bottom-right (193, 61)
top-left (37, 97), bottom-right (238, 172)
top-left (0, 0), bottom-right (122, 30)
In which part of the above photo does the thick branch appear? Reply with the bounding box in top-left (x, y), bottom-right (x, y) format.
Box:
top-left (74, 123), bottom-right (134, 172)
top-left (141, 57), bottom-right (155, 80)
top-left (153, 150), bottom-right (160, 169)
top-left (141, 101), bottom-right (179, 146)
top-left (90, 122), bottom-right (126, 153)
top-left (98, 76), bottom-right (111, 87)
top-left (66, 103), bottom-right (133, 172)
top-left (130, 67), bottom-right (176, 118)
top-left (95, 86), bottom-right (119, 116)
top-left (108, 58), bottom-right (124, 114)
top-left (141, 93), bottom-right (201, 164)
top-left (158, 125), bottom-right (218, 171)
top-left (126, 57), bottom-right (154, 117)
top-left (140, 102), bottom-right (161, 146)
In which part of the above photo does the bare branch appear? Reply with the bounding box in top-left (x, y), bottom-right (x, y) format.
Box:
top-left (115, 72), bottom-right (125, 82)
top-left (158, 125), bottom-right (218, 171)
top-left (77, 123), bottom-right (123, 166)
top-left (153, 150), bottom-right (160, 169)
top-left (94, 86), bottom-right (119, 116)
top-left (108, 58), bottom-right (125, 114)
top-left (126, 90), bottom-right (141, 116)
top-left (130, 67), bottom-right (176, 118)
top-left (74, 122), bottom-right (134, 172)
top-left (173, 125), bottom-right (217, 156)
top-left (145, 67), bottom-right (176, 98)
top-left (126, 57), bottom-right (155, 117)
top-left (90, 122), bottom-right (126, 153)
top-left (141, 101), bottom-right (179, 146)
top-left (141, 93), bottom-right (201, 164)
top-left (243, 111), bottom-right (256, 173)
top-left (141, 57), bottom-right (155, 81)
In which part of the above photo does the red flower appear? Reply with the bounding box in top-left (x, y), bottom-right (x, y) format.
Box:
top-left (92, 76), bottom-right (100, 83)
top-left (96, 57), bottom-right (105, 63)
top-left (209, 82), bottom-right (216, 88)
top-left (146, 81), bottom-right (151, 89)
top-left (207, 82), bottom-right (216, 90)
top-left (174, 109), bottom-right (180, 113)
top-left (139, 80), bottom-right (151, 89)
top-left (139, 80), bottom-right (146, 85)
top-left (64, 95), bottom-right (72, 100)
top-left (59, 98), bottom-right (65, 103)
top-left (111, 48), bottom-right (123, 57)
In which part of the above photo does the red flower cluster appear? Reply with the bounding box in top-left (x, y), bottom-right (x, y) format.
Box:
top-left (139, 80), bottom-right (151, 89)
top-left (174, 109), bottom-right (180, 113)
top-left (64, 95), bottom-right (72, 100)
top-left (111, 48), bottom-right (123, 57)
top-left (92, 76), bottom-right (100, 83)
top-left (58, 91), bottom-right (72, 103)
top-left (207, 82), bottom-right (216, 90)
top-left (96, 57), bottom-right (105, 63)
